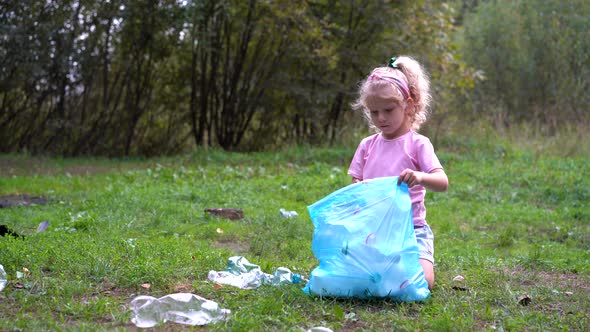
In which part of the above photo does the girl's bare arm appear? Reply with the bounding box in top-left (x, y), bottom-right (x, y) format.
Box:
top-left (398, 168), bottom-right (448, 192)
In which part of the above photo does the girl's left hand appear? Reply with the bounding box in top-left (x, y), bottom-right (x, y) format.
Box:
top-left (398, 168), bottom-right (449, 192)
top-left (398, 169), bottom-right (423, 187)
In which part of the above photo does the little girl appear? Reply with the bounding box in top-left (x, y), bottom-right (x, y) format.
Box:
top-left (348, 56), bottom-right (448, 290)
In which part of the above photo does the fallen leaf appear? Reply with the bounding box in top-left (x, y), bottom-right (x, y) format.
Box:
top-left (173, 283), bottom-right (193, 293)
top-left (451, 274), bottom-right (468, 290)
top-left (213, 283), bottom-right (223, 291)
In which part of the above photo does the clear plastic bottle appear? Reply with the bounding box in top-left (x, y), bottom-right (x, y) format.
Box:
top-left (207, 269), bottom-right (268, 289)
top-left (130, 293), bottom-right (230, 328)
top-left (0, 264), bottom-right (7, 292)
top-left (269, 267), bottom-right (302, 285)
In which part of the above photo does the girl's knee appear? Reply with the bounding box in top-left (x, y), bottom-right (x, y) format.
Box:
top-left (419, 258), bottom-right (435, 290)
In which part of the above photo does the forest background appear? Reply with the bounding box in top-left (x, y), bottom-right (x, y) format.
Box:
top-left (1, 0), bottom-right (588, 157)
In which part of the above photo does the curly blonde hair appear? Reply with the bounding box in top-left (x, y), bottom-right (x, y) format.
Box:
top-left (353, 56), bottom-right (432, 131)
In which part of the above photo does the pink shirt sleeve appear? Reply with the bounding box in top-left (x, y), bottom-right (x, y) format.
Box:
top-left (415, 136), bottom-right (443, 174)
top-left (348, 135), bottom-right (373, 180)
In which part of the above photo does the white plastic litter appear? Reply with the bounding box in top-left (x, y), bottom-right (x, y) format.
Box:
top-left (208, 256), bottom-right (302, 289)
top-left (130, 293), bottom-right (230, 328)
top-left (308, 327), bottom-right (334, 332)
top-left (207, 269), bottom-right (269, 289)
top-left (0, 264), bottom-right (7, 292)
top-left (279, 208), bottom-right (299, 218)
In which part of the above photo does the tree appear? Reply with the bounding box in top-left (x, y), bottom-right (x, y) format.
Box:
top-left (0, 0), bottom-right (476, 155)
top-left (182, 0), bottom-right (324, 150)
top-left (460, 0), bottom-right (590, 128)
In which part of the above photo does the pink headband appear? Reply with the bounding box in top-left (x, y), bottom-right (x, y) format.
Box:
top-left (368, 73), bottom-right (411, 100)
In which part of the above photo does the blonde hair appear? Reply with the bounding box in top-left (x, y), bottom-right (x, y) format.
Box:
top-left (353, 56), bottom-right (432, 130)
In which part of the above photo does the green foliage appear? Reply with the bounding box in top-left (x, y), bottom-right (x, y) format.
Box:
top-left (459, 0), bottom-right (590, 128)
top-left (0, 134), bottom-right (588, 330)
top-left (3, 0), bottom-right (588, 156)
top-left (0, 0), bottom-right (473, 155)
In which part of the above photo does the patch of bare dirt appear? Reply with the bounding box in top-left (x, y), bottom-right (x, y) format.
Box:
top-left (212, 238), bottom-right (251, 254)
top-left (0, 194), bottom-right (49, 208)
top-left (500, 266), bottom-right (590, 320)
top-left (0, 156), bottom-right (149, 176)
top-left (172, 282), bottom-right (195, 293)
top-left (340, 319), bottom-right (369, 332)
top-left (502, 266), bottom-right (589, 292)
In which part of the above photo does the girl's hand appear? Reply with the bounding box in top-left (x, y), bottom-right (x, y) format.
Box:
top-left (398, 168), bottom-right (448, 192)
top-left (397, 169), bottom-right (423, 187)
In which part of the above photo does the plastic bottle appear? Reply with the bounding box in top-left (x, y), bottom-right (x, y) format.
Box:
top-left (0, 264), bottom-right (6, 292)
top-left (130, 293), bottom-right (230, 328)
top-left (207, 269), bottom-right (268, 289)
top-left (269, 266), bottom-right (302, 285)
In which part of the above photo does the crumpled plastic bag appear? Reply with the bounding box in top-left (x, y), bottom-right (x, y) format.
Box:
top-left (208, 256), bottom-right (302, 289)
top-left (302, 176), bottom-right (430, 301)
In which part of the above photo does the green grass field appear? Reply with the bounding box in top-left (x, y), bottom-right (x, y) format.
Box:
top-left (0, 135), bottom-right (588, 331)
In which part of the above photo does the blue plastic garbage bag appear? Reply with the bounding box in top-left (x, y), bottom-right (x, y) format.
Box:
top-left (302, 176), bottom-right (430, 301)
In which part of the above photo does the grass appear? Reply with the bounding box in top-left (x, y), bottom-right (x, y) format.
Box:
top-left (0, 133), bottom-right (588, 331)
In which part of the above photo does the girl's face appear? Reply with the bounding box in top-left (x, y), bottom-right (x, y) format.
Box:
top-left (365, 87), bottom-right (411, 139)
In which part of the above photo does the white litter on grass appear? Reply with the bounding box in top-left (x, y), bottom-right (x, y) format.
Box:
top-left (308, 327), bottom-right (334, 332)
top-left (279, 208), bottom-right (298, 218)
top-left (0, 264), bottom-right (6, 292)
top-left (208, 256), bottom-right (302, 289)
top-left (130, 293), bottom-right (230, 328)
